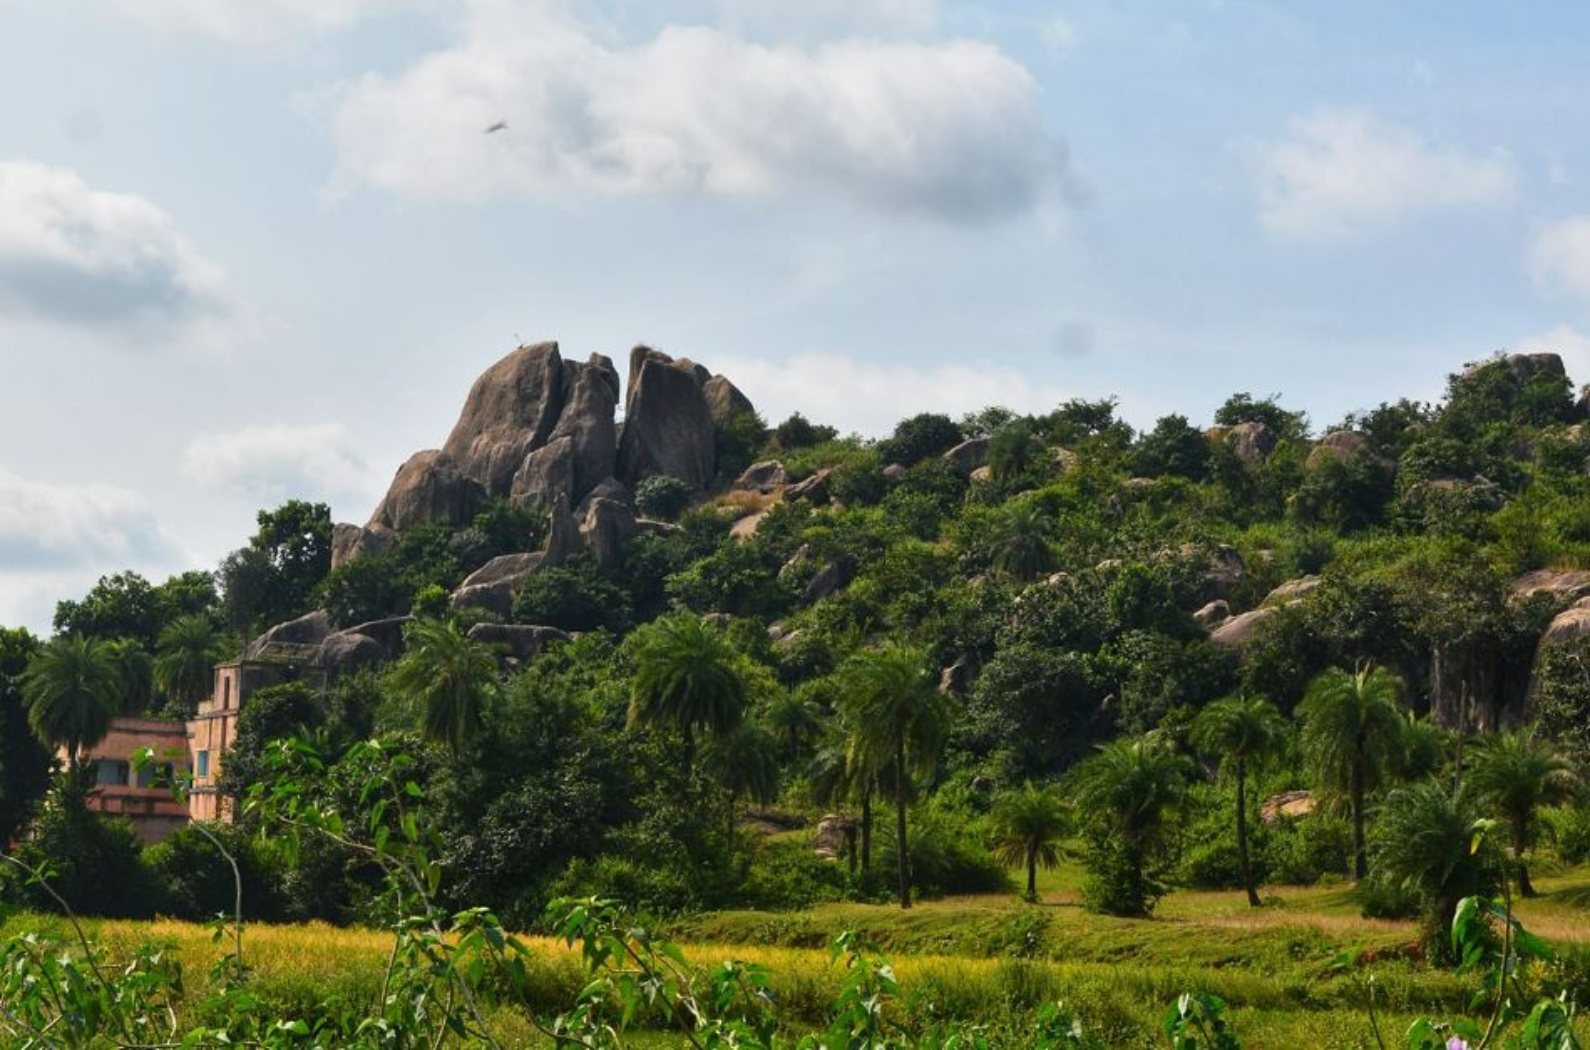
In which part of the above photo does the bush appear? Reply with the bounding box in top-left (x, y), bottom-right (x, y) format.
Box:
top-left (1263, 815), bottom-right (1352, 885)
top-left (3, 800), bottom-right (159, 918)
top-left (1080, 833), bottom-right (1164, 917)
top-left (512, 556), bottom-right (633, 632)
top-left (635, 475), bottom-right (694, 521)
top-left (145, 822), bottom-right (288, 921)
top-left (738, 841), bottom-right (851, 910)
top-left (1543, 804), bottom-right (1590, 864)
top-left (879, 823), bottom-right (1009, 899)
top-left (877, 413), bottom-right (964, 467)
top-left (1356, 877), bottom-right (1423, 920)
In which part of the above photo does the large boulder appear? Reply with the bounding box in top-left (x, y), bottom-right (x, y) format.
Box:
top-left (785, 469), bottom-right (832, 504)
top-left (467, 623), bottom-right (571, 663)
top-left (704, 374), bottom-right (756, 428)
top-left (616, 346), bottom-right (718, 489)
top-left (1209, 607), bottom-right (1276, 648)
top-left (1540, 597), bottom-right (1590, 647)
top-left (1220, 422), bottom-right (1278, 465)
top-left (1192, 600), bottom-right (1230, 629)
top-left (1512, 569), bottom-right (1590, 602)
top-left (331, 523), bottom-right (394, 569)
top-left (942, 437), bottom-right (991, 474)
top-left (1262, 575), bottom-right (1322, 606)
top-left (544, 493), bottom-right (582, 568)
top-left (313, 632), bottom-right (384, 674)
top-left (581, 497), bottom-right (636, 572)
top-left (802, 555), bottom-right (858, 605)
top-left (734, 460), bottom-right (788, 492)
top-left (367, 450), bottom-right (485, 532)
top-left (452, 553), bottom-right (544, 618)
top-left (247, 610), bottom-right (332, 661)
top-left (1307, 430), bottom-right (1374, 469)
top-left (442, 341), bottom-right (567, 496)
top-left (512, 354), bottom-right (620, 506)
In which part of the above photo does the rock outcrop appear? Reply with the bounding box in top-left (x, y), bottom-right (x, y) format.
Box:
top-left (1209, 608), bottom-right (1276, 648)
top-left (734, 461), bottom-right (788, 492)
top-left (368, 450), bottom-right (485, 533)
top-left (942, 437), bottom-right (990, 474)
top-left (616, 346), bottom-right (718, 489)
top-left (247, 610), bottom-right (332, 661)
top-left (1218, 422), bottom-right (1277, 465)
top-left (467, 623), bottom-right (571, 663)
top-left (581, 497), bottom-right (636, 572)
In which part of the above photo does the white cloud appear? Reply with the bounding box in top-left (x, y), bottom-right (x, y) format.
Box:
top-left (0, 465), bottom-right (177, 571)
top-left (1249, 110), bottom-right (1517, 239)
top-left (0, 160), bottom-right (238, 331)
top-left (98, 0), bottom-right (430, 45)
top-left (180, 423), bottom-right (372, 503)
top-left (1514, 324), bottom-right (1590, 386)
top-left (1040, 16), bottom-right (1077, 59)
top-left (708, 0), bottom-right (937, 41)
top-left (1532, 218), bottom-right (1590, 302)
top-left (314, 2), bottom-right (1070, 220)
top-left (713, 351), bottom-right (1070, 436)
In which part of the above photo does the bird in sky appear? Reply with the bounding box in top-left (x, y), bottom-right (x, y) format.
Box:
top-left (484, 120), bottom-right (508, 134)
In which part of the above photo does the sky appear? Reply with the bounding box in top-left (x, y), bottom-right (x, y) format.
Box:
top-left (4, 0), bottom-right (1590, 633)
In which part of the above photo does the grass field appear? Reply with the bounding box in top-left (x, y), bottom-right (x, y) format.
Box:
top-left (5, 855), bottom-right (1589, 1047)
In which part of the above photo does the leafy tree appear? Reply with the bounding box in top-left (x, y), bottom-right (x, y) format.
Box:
top-left (991, 503), bottom-right (1055, 582)
top-left (987, 421), bottom-right (1044, 485)
top-left (1190, 695), bottom-right (1287, 906)
top-left (104, 637), bottom-right (154, 715)
top-left (153, 614), bottom-right (228, 716)
top-left (877, 413), bottom-right (964, 467)
top-left (512, 556), bottom-right (633, 632)
top-left (702, 722), bottom-right (780, 838)
top-left (1133, 414), bottom-right (1211, 481)
top-left (1071, 738), bottom-right (1190, 916)
top-left (635, 475), bottom-right (695, 520)
top-left (990, 781), bottom-right (1068, 900)
top-left (1296, 664), bottom-right (1406, 880)
top-left (219, 500), bottom-right (333, 639)
top-left (1467, 728), bottom-right (1580, 897)
top-left (771, 412), bottom-right (838, 453)
top-left (0, 627), bottom-right (50, 845)
top-left (21, 636), bottom-right (120, 778)
top-left (53, 571), bottom-right (160, 648)
top-left (667, 541), bottom-right (792, 621)
top-left (216, 682), bottom-right (327, 814)
top-left (1213, 392), bottom-right (1308, 439)
top-left (839, 643), bottom-right (954, 909)
top-left (628, 613), bottom-right (747, 777)
top-left (151, 570), bottom-right (220, 625)
top-left (318, 555), bottom-right (414, 628)
top-left (1039, 397), bottom-right (1134, 451)
top-left (1370, 781), bottom-right (1499, 962)
top-left (715, 407), bottom-right (769, 482)
top-left (387, 619), bottom-right (499, 754)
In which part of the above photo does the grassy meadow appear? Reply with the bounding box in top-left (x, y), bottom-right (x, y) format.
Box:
top-left (9, 850), bottom-right (1590, 1048)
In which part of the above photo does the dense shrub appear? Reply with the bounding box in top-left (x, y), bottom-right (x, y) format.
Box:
top-left (635, 475), bottom-right (695, 521)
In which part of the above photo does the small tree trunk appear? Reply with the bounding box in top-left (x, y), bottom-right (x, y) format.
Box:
top-left (1514, 820), bottom-right (1536, 898)
top-left (1236, 759), bottom-right (1259, 907)
top-left (860, 781), bottom-right (873, 873)
top-left (1351, 753), bottom-right (1368, 882)
top-left (894, 744), bottom-right (911, 910)
top-left (1026, 845), bottom-right (1038, 900)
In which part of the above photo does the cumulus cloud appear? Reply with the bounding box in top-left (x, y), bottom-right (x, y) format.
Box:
top-left (97, 0), bottom-right (429, 45)
top-left (1532, 218), bottom-right (1590, 302)
top-left (0, 161), bottom-right (238, 331)
top-left (180, 423), bottom-right (372, 503)
top-left (707, 0), bottom-right (937, 41)
top-left (0, 466), bottom-right (177, 571)
top-left (1249, 110), bottom-right (1517, 239)
top-left (713, 351), bottom-right (1070, 437)
top-left (314, 2), bottom-right (1071, 220)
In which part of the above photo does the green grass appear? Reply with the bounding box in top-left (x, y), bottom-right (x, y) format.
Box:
top-left (4, 861), bottom-right (1589, 1046)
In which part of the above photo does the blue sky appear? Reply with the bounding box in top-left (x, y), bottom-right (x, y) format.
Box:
top-left (3, 0), bottom-right (1590, 632)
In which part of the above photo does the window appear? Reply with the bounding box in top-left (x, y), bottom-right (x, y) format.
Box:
top-left (95, 760), bottom-right (129, 787)
top-left (223, 677), bottom-right (231, 709)
top-left (135, 763), bottom-right (176, 789)
top-left (196, 750), bottom-right (210, 779)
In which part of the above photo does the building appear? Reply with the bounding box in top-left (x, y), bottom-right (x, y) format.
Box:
top-left (187, 659), bottom-right (288, 821)
top-left (74, 717), bottom-right (192, 843)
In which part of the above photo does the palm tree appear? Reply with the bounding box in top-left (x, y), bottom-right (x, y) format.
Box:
top-left (1071, 737), bottom-right (1190, 915)
top-left (103, 638), bottom-right (154, 716)
top-left (1296, 664), bottom-right (1406, 880)
top-left (988, 422), bottom-right (1043, 485)
top-left (21, 636), bottom-right (120, 777)
top-left (627, 613), bottom-right (746, 778)
top-left (1467, 728), bottom-right (1580, 897)
top-left (765, 690), bottom-right (821, 763)
top-left (990, 781), bottom-right (1068, 900)
top-left (703, 722), bottom-right (780, 840)
top-left (1191, 694), bottom-right (1287, 906)
top-left (808, 732), bottom-right (871, 873)
top-left (1371, 780), bottom-right (1498, 962)
top-left (154, 615), bottom-right (228, 717)
top-left (388, 619), bottom-right (499, 754)
top-left (991, 503), bottom-right (1055, 583)
top-left (840, 643), bottom-right (954, 909)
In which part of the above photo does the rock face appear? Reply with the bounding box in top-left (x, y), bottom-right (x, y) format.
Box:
top-left (942, 437), bottom-right (990, 474)
top-left (247, 610), bottom-right (332, 661)
top-left (1513, 569), bottom-right (1590, 602)
top-left (1540, 597), bottom-right (1590, 647)
top-left (703, 374), bottom-right (755, 428)
top-left (1192, 600), bottom-right (1230, 629)
top-left (511, 355), bottom-right (620, 506)
top-left (814, 814), bottom-right (857, 862)
top-left (368, 450), bottom-right (486, 533)
top-left (1307, 430), bottom-right (1374, 469)
top-left (443, 342), bottom-right (568, 495)
top-left (1263, 575), bottom-right (1322, 606)
top-left (1222, 422), bottom-right (1277, 465)
top-left (581, 497), bottom-right (636, 572)
top-left (616, 346), bottom-right (719, 489)
top-left (802, 555), bottom-right (858, 605)
top-left (785, 469), bottom-right (832, 504)
top-left (734, 461), bottom-right (788, 491)
top-left (467, 623), bottom-right (570, 663)
top-left (451, 553), bottom-right (544, 617)
top-left (1209, 607), bottom-right (1276, 648)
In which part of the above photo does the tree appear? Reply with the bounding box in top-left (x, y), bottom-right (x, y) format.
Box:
top-left (765, 690), bottom-right (821, 762)
top-left (1467, 728), bottom-right (1580, 897)
top-left (1296, 664), bottom-right (1406, 880)
top-left (991, 503), bottom-right (1055, 583)
top-left (219, 500), bottom-right (333, 639)
top-left (1133, 414), bottom-right (1211, 481)
top-left (0, 628), bottom-right (51, 845)
top-left (627, 613), bottom-right (747, 777)
top-left (388, 619), bottom-right (499, 754)
top-left (1190, 694), bottom-right (1287, 906)
top-left (877, 413), bottom-right (964, 467)
top-left (53, 571), bottom-right (160, 648)
top-left (153, 614), bottom-right (227, 717)
top-left (1370, 781), bottom-right (1499, 962)
top-left (987, 421), bottom-right (1044, 485)
top-left (21, 636), bottom-right (120, 777)
top-left (1071, 738), bottom-right (1190, 916)
top-left (990, 781), bottom-right (1068, 900)
top-left (839, 644), bottom-right (954, 909)
top-left (702, 722), bottom-right (780, 839)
